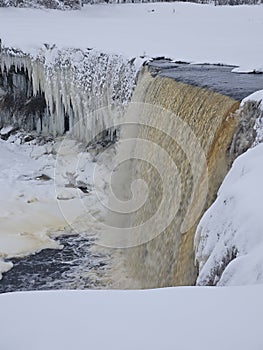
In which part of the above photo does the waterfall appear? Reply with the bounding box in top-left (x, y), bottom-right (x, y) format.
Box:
top-left (107, 68), bottom-right (240, 288)
top-left (0, 47), bottom-right (256, 289)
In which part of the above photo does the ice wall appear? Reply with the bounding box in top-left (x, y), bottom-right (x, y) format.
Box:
top-left (0, 45), bottom-right (136, 142)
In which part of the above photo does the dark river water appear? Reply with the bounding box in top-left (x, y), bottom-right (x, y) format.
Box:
top-left (148, 60), bottom-right (263, 101)
top-left (0, 234), bottom-right (109, 293)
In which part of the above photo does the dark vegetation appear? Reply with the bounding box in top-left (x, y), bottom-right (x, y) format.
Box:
top-left (0, 0), bottom-right (262, 10)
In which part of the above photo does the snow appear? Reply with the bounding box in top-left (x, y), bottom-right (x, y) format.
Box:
top-left (0, 286), bottom-right (263, 350)
top-left (0, 138), bottom-right (62, 259)
top-left (0, 260), bottom-right (12, 280)
top-left (242, 90), bottom-right (263, 108)
top-left (242, 90), bottom-right (263, 145)
top-left (0, 125), bottom-right (14, 136)
top-left (0, 3), bottom-right (263, 72)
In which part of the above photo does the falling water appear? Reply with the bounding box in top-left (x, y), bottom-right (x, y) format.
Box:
top-left (109, 68), bottom-right (240, 288)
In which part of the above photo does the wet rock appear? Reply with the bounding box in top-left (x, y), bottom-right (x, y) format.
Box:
top-left (35, 174), bottom-right (52, 181)
top-left (23, 134), bottom-right (35, 143)
top-left (0, 125), bottom-right (17, 140)
top-left (78, 186), bottom-right (90, 194)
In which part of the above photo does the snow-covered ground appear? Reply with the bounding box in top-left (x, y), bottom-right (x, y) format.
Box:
top-left (0, 285), bottom-right (263, 350)
top-left (0, 3), bottom-right (263, 72)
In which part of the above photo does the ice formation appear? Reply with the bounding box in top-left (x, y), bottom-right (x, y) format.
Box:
top-left (0, 45), bottom-right (137, 142)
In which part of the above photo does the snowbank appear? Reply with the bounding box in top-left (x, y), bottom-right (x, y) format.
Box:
top-left (0, 286), bottom-right (262, 350)
top-left (195, 143), bottom-right (263, 285)
top-left (0, 3), bottom-right (263, 71)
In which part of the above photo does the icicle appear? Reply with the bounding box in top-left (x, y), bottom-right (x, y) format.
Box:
top-left (0, 46), bottom-right (137, 141)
